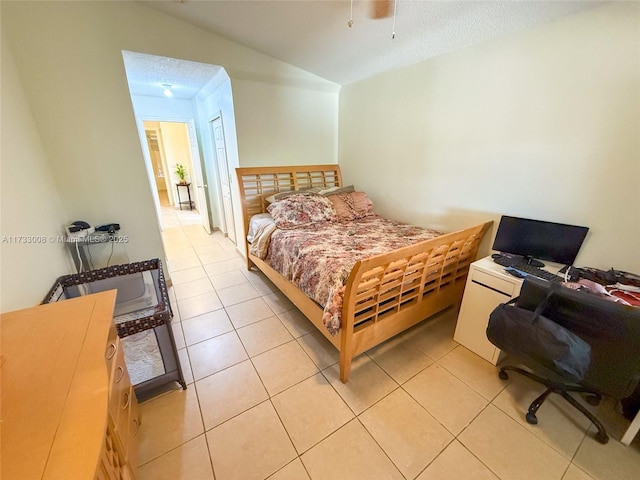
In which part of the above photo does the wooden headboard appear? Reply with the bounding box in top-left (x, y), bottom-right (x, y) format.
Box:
top-left (235, 164), bottom-right (342, 246)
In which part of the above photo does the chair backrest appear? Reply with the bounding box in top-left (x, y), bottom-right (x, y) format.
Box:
top-left (516, 277), bottom-right (640, 399)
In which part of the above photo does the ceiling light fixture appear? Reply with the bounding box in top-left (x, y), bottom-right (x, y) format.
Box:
top-left (162, 83), bottom-right (173, 97)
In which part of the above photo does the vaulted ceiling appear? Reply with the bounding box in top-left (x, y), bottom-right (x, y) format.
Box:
top-left (126, 1), bottom-right (604, 98)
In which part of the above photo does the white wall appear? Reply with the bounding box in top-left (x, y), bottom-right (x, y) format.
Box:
top-left (0, 35), bottom-right (73, 312)
top-left (232, 78), bottom-right (340, 166)
top-left (1, 1), bottom-right (340, 293)
top-left (339, 2), bottom-right (640, 272)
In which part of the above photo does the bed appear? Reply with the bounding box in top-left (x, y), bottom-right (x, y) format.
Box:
top-left (236, 164), bottom-right (492, 382)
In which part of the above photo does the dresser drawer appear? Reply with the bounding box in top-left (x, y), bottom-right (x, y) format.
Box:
top-left (105, 325), bottom-right (119, 371)
top-left (108, 338), bottom-right (130, 421)
top-left (115, 379), bottom-right (134, 446)
top-left (127, 392), bottom-right (140, 469)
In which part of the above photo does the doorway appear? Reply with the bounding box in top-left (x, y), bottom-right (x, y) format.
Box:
top-left (143, 120), bottom-right (211, 232)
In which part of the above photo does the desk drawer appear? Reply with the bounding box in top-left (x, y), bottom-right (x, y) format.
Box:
top-left (470, 269), bottom-right (516, 297)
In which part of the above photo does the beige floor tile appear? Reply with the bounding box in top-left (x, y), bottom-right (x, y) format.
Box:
top-left (415, 440), bottom-right (499, 480)
top-left (137, 387), bottom-right (204, 465)
top-left (204, 259), bottom-right (241, 276)
top-left (439, 345), bottom-right (507, 400)
top-left (168, 266), bottom-right (207, 285)
top-left (458, 404), bottom-right (569, 480)
top-left (301, 419), bottom-right (404, 480)
top-left (323, 355), bottom-right (398, 415)
top-left (167, 255), bottom-right (201, 272)
top-left (208, 270), bottom-right (249, 290)
top-left (562, 464), bottom-right (596, 480)
top-left (572, 432), bottom-right (640, 480)
top-left (359, 388), bottom-right (453, 479)
top-left (404, 363), bottom-right (488, 435)
top-left (262, 291), bottom-right (296, 314)
top-left (225, 297), bottom-right (276, 329)
top-left (244, 270), bottom-right (279, 295)
top-left (177, 291), bottom-right (223, 320)
top-left (237, 316), bottom-right (294, 357)
top-left (199, 250), bottom-right (240, 265)
top-left (163, 241), bottom-right (191, 257)
top-left (183, 224), bottom-right (214, 239)
top-left (297, 330), bottom-right (339, 370)
top-left (268, 458), bottom-right (310, 480)
top-left (196, 360), bottom-right (268, 430)
top-left (181, 309), bottom-right (233, 346)
top-left (252, 340), bottom-right (319, 396)
top-left (177, 348), bottom-right (193, 385)
top-left (207, 401), bottom-right (297, 480)
top-left (492, 373), bottom-right (591, 459)
top-left (172, 277), bottom-right (214, 301)
top-left (194, 243), bottom-right (223, 256)
top-left (402, 309), bottom-right (459, 360)
top-left (277, 308), bottom-right (315, 338)
top-left (137, 435), bottom-right (214, 480)
top-left (216, 282), bottom-right (260, 307)
top-left (272, 373), bottom-right (354, 453)
top-left (187, 331), bottom-right (248, 381)
top-left (367, 335), bottom-right (434, 384)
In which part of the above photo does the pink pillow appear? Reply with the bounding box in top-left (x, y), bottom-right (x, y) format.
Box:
top-left (328, 192), bottom-right (374, 221)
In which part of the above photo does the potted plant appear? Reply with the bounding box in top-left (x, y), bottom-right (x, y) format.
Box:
top-left (175, 163), bottom-right (188, 184)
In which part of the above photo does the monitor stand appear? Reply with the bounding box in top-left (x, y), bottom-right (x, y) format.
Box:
top-left (523, 255), bottom-right (545, 268)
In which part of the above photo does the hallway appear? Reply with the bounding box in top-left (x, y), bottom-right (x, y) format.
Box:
top-left (158, 189), bottom-right (202, 229)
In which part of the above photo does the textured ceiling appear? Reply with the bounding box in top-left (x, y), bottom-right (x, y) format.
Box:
top-left (125, 1), bottom-right (604, 98)
top-left (123, 51), bottom-right (224, 99)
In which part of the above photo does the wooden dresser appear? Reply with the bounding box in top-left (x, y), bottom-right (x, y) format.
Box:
top-left (1, 291), bottom-right (140, 480)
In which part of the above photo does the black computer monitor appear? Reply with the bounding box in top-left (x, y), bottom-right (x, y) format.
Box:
top-left (492, 215), bottom-right (589, 266)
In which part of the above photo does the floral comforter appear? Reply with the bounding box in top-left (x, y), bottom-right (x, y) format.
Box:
top-left (257, 215), bottom-right (442, 335)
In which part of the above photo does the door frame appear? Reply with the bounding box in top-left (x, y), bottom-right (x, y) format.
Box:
top-left (209, 112), bottom-right (236, 243)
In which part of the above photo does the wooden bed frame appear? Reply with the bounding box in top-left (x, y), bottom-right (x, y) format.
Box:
top-left (236, 164), bottom-right (492, 382)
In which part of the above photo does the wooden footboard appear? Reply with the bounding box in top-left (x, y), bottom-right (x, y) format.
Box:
top-left (236, 164), bottom-right (492, 382)
top-left (340, 221), bottom-right (492, 381)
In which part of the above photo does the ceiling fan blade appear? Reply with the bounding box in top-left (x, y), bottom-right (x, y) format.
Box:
top-left (370, 0), bottom-right (392, 19)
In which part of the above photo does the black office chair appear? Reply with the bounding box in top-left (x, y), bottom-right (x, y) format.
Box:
top-left (487, 276), bottom-right (640, 444)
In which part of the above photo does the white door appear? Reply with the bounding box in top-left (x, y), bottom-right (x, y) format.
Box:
top-left (187, 120), bottom-right (211, 234)
top-left (211, 116), bottom-right (236, 243)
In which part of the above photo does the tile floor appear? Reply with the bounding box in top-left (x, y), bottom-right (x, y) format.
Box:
top-left (135, 202), bottom-right (640, 480)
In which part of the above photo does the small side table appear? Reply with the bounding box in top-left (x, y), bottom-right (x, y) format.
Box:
top-left (175, 183), bottom-right (194, 210)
